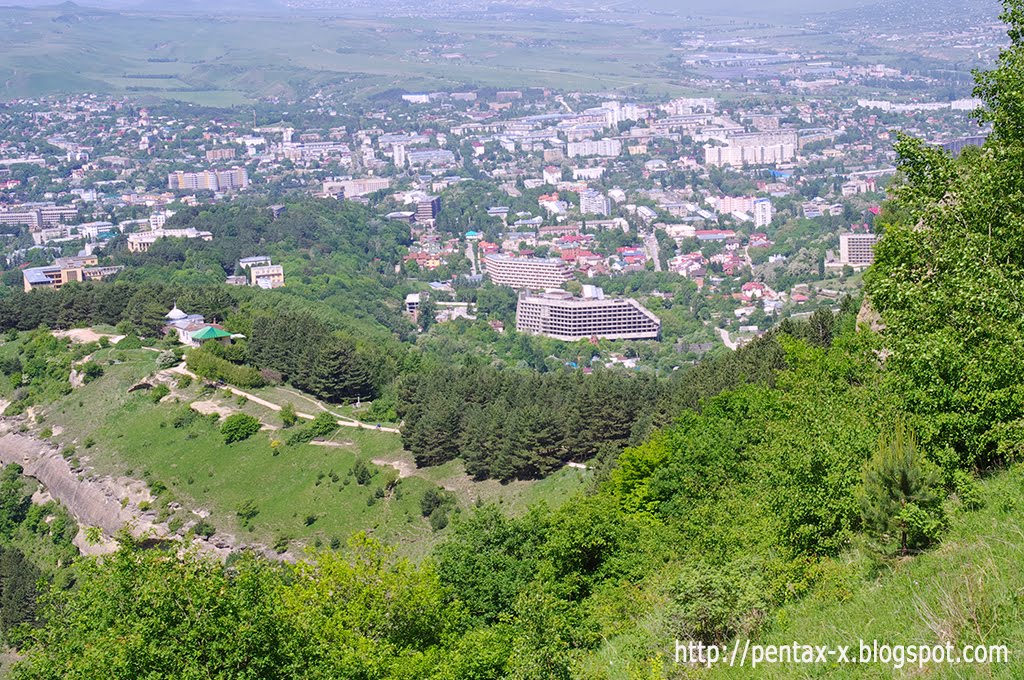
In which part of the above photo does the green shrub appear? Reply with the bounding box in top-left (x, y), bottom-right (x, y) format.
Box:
top-left (280, 402), bottom-right (298, 428)
top-left (186, 348), bottom-right (265, 389)
top-left (79, 361), bottom-right (104, 383)
top-left (171, 406), bottom-right (198, 429)
top-left (156, 351), bottom-right (179, 369)
top-left (192, 519), bottom-right (215, 538)
top-left (309, 412), bottom-right (338, 438)
top-left (116, 334), bottom-right (143, 350)
top-left (221, 414), bottom-right (261, 444)
top-left (150, 384), bottom-right (170, 403)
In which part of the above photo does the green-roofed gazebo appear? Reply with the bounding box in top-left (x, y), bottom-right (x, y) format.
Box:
top-left (192, 326), bottom-right (232, 341)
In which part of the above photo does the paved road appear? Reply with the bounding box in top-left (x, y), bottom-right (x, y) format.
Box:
top-left (716, 327), bottom-right (739, 351)
top-left (465, 241), bottom-right (478, 276)
top-left (643, 231), bottom-right (663, 272)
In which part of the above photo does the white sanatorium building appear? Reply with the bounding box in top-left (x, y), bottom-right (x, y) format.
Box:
top-left (516, 286), bottom-right (661, 341)
top-left (839, 232), bottom-right (879, 267)
top-left (483, 254), bottom-right (575, 290)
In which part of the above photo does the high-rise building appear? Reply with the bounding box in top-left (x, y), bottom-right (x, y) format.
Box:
top-left (392, 144), bottom-right (407, 168)
top-left (415, 196), bottom-right (441, 223)
top-left (580, 189), bottom-right (611, 216)
top-left (839, 232), bottom-right (879, 267)
top-left (566, 139), bottom-right (622, 158)
top-left (168, 168), bottom-right (249, 191)
top-left (483, 254), bottom-right (574, 290)
top-left (753, 198), bottom-right (773, 228)
top-left (516, 286), bottom-right (660, 341)
top-left (215, 168), bottom-right (249, 190)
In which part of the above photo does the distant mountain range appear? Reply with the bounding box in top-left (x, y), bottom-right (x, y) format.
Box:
top-left (0, 0), bottom-right (997, 19)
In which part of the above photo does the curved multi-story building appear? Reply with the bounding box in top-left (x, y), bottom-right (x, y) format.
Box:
top-left (483, 254), bottom-right (574, 290)
top-left (516, 287), bottom-right (661, 341)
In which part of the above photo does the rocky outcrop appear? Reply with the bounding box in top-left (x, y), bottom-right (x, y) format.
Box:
top-left (0, 426), bottom-right (240, 560)
top-left (857, 295), bottom-right (885, 333)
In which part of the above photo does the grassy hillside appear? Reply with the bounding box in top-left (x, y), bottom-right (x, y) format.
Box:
top-left (32, 336), bottom-right (588, 558)
top-left (701, 467), bottom-right (1024, 679)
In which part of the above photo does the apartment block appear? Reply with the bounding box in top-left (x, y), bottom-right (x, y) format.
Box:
top-left (580, 189), bottom-right (611, 216)
top-left (839, 232), bottom-right (879, 267)
top-left (415, 196), bottom-right (441, 223)
top-left (205, 148), bottom-right (236, 162)
top-left (704, 144), bottom-right (796, 167)
top-left (753, 198), bottom-right (773, 228)
top-left (516, 286), bottom-right (661, 341)
top-left (168, 168), bottom-right (249, 192)
top-left (566, 139), bottom-right (622, 158)
top-left (483, 254), bottom-right (575, 290)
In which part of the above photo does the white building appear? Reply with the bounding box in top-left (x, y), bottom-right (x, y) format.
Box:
top-left (753, 198), bottom-right (773, 228)
top-left (839, 232), bottom-right (879, 267)
top-left (580, 189), bottom-right (611, 217)
top-left (149, 210), bottom-right (175, 230)
top-left (127, 228), bottom-right (213, 253)
top-left (567, 139), bottom-right (622, 158)
top-left (516, 287), bottom-right (661, 341)
top-left (483, 254), bottom-right (574, 290)
top-left (704, 144), bottom-right (796, 167)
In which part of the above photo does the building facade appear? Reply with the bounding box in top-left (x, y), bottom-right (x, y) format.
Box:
top-left (580, 189), bottom-right (611, 216)
top-left (127, 228), bottom-right (214, 253)
top-left (566, 139), bottom-right (622, 158)
top-left (168, 168), bottom-right (249, 192)
top-left (753, 198), bottom-right (773, 228)
top-left (22, 256), bottom-right (122, 292)
top-left (516, 287), bottom-right (661, 341)
top-left (483, 254), bottom-right (575, 290)
top-left (839, 232), bottom-right (879, 267)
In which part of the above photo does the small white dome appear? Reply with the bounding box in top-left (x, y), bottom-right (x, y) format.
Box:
top-left (165, 305), bottom-right (187, 321)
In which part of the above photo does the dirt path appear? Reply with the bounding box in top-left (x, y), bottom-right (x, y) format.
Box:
top-left (168, 365), bottom-right (402, 434)
top-left (371, 458), bottom-right (416, 478)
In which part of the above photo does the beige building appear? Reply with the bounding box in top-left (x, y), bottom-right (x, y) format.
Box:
top-left (483, 254), bottom-right (574, 290)
top-left (322, 177), bottom-right (391, 198)
top-left (168, 168), bottom-right (249, 191)
top-left (249, 264), bottom-right (285, 289)
top-left (839, 232), bottom-right (879, 267)
top-left (516, 287), bottom-right (661, 341)
top-left (22, 256), bottom-right (122, 292)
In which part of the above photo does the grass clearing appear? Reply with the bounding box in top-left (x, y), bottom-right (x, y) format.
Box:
top-left (33, 332), bottom-right (590, 558)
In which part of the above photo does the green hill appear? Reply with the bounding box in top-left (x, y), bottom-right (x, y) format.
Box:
top-left (706, 467), bottom-right (1023, 679)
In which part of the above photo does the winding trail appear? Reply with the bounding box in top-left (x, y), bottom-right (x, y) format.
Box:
top-left (169, 365), bottom-right (401, 433)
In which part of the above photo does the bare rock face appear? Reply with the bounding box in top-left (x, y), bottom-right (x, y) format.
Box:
top-left (0, 432), bottom-right (138, 535)
top-left (0, 425), bottom-right (277, 563)
top-left (857, 296), bottom-right (885, 333)
top-left (69, 369), bottom-right (85, 389)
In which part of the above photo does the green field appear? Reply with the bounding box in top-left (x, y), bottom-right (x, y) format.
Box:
top-left (0, 3), bottom-right (968, 105)
top-left (36, 341), bottom-right (589, 558)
